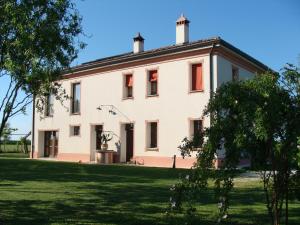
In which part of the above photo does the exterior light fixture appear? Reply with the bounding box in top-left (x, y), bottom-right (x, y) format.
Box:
top-left (96, 104), bottom-right (132, 123)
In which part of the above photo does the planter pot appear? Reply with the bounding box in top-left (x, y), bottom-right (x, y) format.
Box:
top-left (101, 143), bottom-right (108, 150)
top-left (95, 150), bottom-right (114, 164)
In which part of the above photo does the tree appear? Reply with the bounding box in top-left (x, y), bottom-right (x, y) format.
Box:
top-left (0, 122), bottom-right (17, 152)
top-left (0, 0), bottom-right (85, 138)
top-left (168, 65), bottom-right (300, 225)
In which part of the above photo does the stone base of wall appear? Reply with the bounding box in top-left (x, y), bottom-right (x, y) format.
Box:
top-left (31, 151), bottom-right (38, 159)
top-left (33, 151), bottom-right (90, 163)
top-left (56, 153), bottom-right (90, 162)
top-left (214, 158), bottom-right (251, 169)
top-left (132, 156), bottom-right (197, 169)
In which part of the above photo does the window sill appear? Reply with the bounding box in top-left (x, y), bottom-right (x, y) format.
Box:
top-left (146, 94), bottom-right (159, 98)
top-left (189, 89), bottom-right (204, 94)
top-left (146, 147), bottom-right (159, 151)
top-left (70, 113), bottom-right (81, 116)
top-left (70, 135), bottom-right (81, 137)
top-left (122, 97), bottom-right (134, 100)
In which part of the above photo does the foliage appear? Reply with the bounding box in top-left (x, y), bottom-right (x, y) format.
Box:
top-left (0, 0), bottom-right (85, 138)
top-left (0, 122), bottom-right (17, 152)
top-left (168, 65), bottom-right (300, 225)
top-left (101, 133), bottom-right (113, 144)
top-left (178, 132), bottom-right (204, 158)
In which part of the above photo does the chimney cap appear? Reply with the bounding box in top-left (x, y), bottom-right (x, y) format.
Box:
top-left (133, 32), bottom-right (144, 42)
top-left (176, 14), bottom-right (190, 25)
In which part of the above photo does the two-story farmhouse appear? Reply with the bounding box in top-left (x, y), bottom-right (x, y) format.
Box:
top-left (32, 15), bottom-right (270, 168)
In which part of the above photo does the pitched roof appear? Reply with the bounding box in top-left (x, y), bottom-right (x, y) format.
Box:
top-left (67, 37), bottom-right (271, 75)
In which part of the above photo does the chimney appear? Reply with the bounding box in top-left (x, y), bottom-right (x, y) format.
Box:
top-left (133, 32), bottom-right (144, 53)
top-left (176, 14), bottom-right (190, 44)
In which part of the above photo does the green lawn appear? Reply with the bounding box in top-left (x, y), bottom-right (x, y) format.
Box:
top-left (0, 155), bottom-right (299, 225)
top-left (0, 144), bottom-right (31, 153)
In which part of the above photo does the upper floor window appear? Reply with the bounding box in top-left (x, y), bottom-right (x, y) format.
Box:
top-left (147, 70), bottom-right (158, 96)
top-left (191, 63), bottom-right (203, 91)
top-left (71, 83), bottom-right (80, 114)
top-left (124, 74), bottom-right (133, 98)
top-left (232, 66), bottom-right (239, 81)
top-left (45, 93), bottom-right (54, 117)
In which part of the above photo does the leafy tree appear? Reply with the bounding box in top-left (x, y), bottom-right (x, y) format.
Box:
top-left (168, 65), bottom-right (300, 225)
top-left (0, 0), bottom-right (85, 138)
top-left (0, 122), bottom-right (17, 152)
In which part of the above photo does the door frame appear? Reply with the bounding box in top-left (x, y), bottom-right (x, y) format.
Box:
top-left (125, 123), bottom-right (134, 162)
top-left (89, 123), bottom-right (104, 162)
top-left (119, 122), bottom-right (135, 162)
top-left (43, 130), bottom-right (59, 158)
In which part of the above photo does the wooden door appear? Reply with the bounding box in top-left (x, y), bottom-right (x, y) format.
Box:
top-left (44, 131), bottom-right (52, 157)
top-left (44, 131), bottom-right (58, 158)
top-left (125, 124), bottom-right (134, 162)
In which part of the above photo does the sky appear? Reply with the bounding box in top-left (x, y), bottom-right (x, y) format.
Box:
top-left (1, 0), bottom-right (300, 138)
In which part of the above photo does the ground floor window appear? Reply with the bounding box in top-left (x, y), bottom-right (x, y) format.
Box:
top-left (146, 121), bottom-right (158, 149)
top-left (190, 119), bottom-right (203, 148)
top-left (70, 125), bottom-right (80, 136)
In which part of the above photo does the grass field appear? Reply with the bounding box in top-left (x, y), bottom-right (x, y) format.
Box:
top-left (0, 155), bottom-right (299, 225)
top-left (0, 144), bottom-right (31, 153)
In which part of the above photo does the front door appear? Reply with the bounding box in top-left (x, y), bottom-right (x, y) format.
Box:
top-left (125, 124), bottom-right (134, 162)
top-left (44, 131), bottom-right (58, 157)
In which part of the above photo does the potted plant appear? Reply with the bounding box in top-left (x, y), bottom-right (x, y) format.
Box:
top-left (101, 133), bottom-right (113, 151)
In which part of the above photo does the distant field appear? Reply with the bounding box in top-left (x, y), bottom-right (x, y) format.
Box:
top-left (0, 144), bottom-right (31, 153)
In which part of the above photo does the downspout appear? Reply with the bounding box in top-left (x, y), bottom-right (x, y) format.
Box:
top-left (31, 95), bottom-right (35, 159)
top-left (209, 44), bottom-right (217, 168)
top-left (209, 44), bottom-right (216, 99)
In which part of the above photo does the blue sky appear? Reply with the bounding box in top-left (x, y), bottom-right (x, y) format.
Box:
top-left (1, 0), bottom-right (300, 138)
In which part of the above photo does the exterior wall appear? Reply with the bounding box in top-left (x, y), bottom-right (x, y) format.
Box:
top-left (34, 54), bottom-right (212, 168)
top-left (216, 55), bottom-right (254, 87)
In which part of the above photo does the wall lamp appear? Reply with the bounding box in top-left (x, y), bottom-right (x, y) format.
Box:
top-left (96, 104), bottom-right (132, 124)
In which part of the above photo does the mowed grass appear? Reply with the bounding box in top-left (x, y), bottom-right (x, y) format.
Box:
top-left (0, 144), bottom-right (31, 153)
top-left (0, 156), bottom-right (299, 225)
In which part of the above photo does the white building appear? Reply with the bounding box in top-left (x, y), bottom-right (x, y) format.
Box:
top-left (32, 15), bottom-right (269, 168)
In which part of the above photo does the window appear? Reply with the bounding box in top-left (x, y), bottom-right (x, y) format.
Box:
top-left (147, 70), bottom-right (158, 96)
top-left (71, 126), bottom-right (80, 136)
top-left (124, 74), bottom-right (133, 98)
top-left (71, 83), bottom-right (80, 114)
top-left (95, 125), bottom-right (103, 150)
top-left (191, 63), bottom-right (203, 91)
top-left (146, 121), bottom-right (158, 149)
top-left (232, 66), bottom-right (239, 81)
top-left (45, 94), bottom-right (54, 116)
top-left (190, 119), bottom-right (203, 148)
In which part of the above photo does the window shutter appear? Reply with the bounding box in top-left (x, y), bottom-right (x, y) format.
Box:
top-left (192, 64), bottom-right (203, 90)
top-left (126, 74), bottom-right (133, 87)
top-left (149, 70), bottom-right (158, 82)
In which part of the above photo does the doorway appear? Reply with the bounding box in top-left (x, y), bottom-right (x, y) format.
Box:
top-left (125, 124), bottom-right (134, 162)
top-left (44, 131), bottom-right (58, 157)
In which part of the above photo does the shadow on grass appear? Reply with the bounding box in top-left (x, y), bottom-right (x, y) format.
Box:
top-left (0, 158), bottom-right (299, 225)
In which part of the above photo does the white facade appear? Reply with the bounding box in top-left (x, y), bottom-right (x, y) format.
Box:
top-left (32, 16), bottom-right (268, 168)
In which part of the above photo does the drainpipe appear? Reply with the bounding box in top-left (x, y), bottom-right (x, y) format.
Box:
top-left (31, 95), bottom-right (35, 159)
top-left (209, 44), bottom-right (216, 99)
